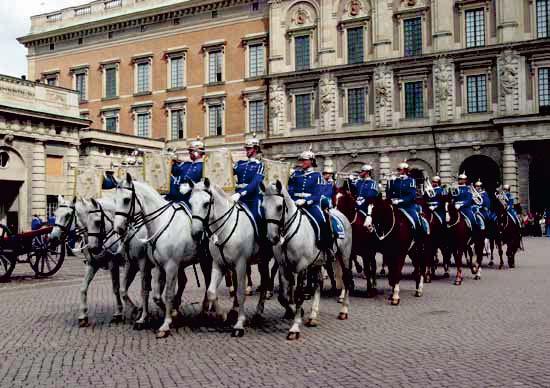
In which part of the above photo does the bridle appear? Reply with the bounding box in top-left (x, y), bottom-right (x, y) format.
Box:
top-left (87, 202), bottom-right (116, 251)
top-left (264, 192), bottom-right (301, 246)
top-left (370, 201), bottom-right (396, 241)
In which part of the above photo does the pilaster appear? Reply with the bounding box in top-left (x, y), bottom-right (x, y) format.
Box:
top-left (502, 142), bottom-right (518, 198)
top-left (31, 140), bottom-right (46, 218)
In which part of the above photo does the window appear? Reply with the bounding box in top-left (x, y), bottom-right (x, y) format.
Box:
top-left (295, 94), bottom-right (311, 128)
top-left (295, 36), bottom-right (310, 71)
top-left (249, 44), bottom-right (264, 78)
top-left (347, 27), bottom-right (364, 64)
top-left (249, 100), bottom-right (265, 132)
top-left (45, 75), bottom-right (58, 86)
top-left (171, 109), bottom-right (185, 140)
top-left (537, 0), bottom-right (550, 38)
top-left (136, 112), bottom-right (150, 137)
top-left (348, 88), bottom-right (366, 124)
top-left (465, 9), bottom-right (485, 48)
top-left (405, 81), bottom-right (424, 119)
top-left (208, 50), bottom-right (223, 83)
top-left (136, 62), bottom-right (150, 93)
top-left (47, 196), bottom-right (59, 219)
top-left (0, 151), bottom-right (10, 168)
top-left (46, 156), bottom-right (63, 177)
top-left (466, 74), bottom-right (487, 113)
top-left (539, 68), bottom-right (550, 112)
top-left (404, 17), bottom-right (422, 57)
top-left (105, 66), bottom-right (117, 98)
top-left (208, 105), bottom-right (223, 136)
top-left (75, 72), bottom-right (87, 102)
top-left (170, 56), bottom-right (184, 89)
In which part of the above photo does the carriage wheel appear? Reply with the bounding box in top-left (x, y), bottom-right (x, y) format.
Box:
top-left (0, 253), bottom-right (16, 282)
top-left (28, 235), bottom-right (66, 277)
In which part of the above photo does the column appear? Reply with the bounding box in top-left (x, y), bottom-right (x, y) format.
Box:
top-left (31, 140), bottom-right (46, 219)
top-left (502, 142), bottom-right (519, 198)
top-left (378, 152), bottom-right (391, 188)
top-left (438, 148), bottom-right (452, 186)
top-left (65, 144), bottom-right (80, 198)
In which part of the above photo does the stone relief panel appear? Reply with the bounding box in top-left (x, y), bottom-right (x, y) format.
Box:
top-left (374, 65), bottom-right (393, 127)
top-left (319, 75), bottom-right (337, 132)
top-left (433, 57), bottom-right (454, 122)
top-left (497, 50), bottom-right (521, 116)
top-left (269, 81), bottom-right (286, 135)
top-left (338, 0), bottom-right (371, 21)
top-left (286, 2), bottom-right (317, 28)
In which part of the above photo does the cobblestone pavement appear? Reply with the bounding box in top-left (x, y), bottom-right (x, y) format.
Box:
top-left (1, 238), bottom-right (549, 388)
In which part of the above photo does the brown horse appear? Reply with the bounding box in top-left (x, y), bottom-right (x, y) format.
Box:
top-left (445, 196), bottom-right (485, 285)
top-left (418, 198), bottom-right (451, 282)
top-left (366, 197), bottom-right (425, 305)
top-left (493, 196), bottom-right (521, 269)
top-left (335, 184), bottom-right (378, 297)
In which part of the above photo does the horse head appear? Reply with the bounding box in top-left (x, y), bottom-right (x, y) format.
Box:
top-left (113, 173), bottom-right (136, 236)
top-left (189, 178), bottom-right (215, 241)
top-left (445, 194), bottom-right (460, 225)
top-left (50, 195), bottom-right (77, 242)
top-left (261, 180), bottom-right (288, 245)
top-left (334, 184), bottom-right (356, 221)
top-left (368, 197), bottom-right (395, 237)
top-left (85, 198), bottom-right (114, 256)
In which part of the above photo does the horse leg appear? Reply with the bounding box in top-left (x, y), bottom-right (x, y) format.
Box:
top-left (325, 261), bottom-right (337, 295)
top-left (338, 257), bottom-right (352, 320)
top-left (498, 240), bottom-right (504, 270)
top-left (277, 266), bottom-right (294, 320)
top-left (120, 259), bottom-right (139, 316)
top-left (157, 261), bottom-right (178, 338)
top-left (225, 271), bottom-right (235, 297)
top-left (231, 260), bottom-right (248, 337)
top-left (245, 264), bottom-right (253, 296)
top-left (473, 239), bottom-right (484, 280)
top-left (253, 259), bottom-right (270, 321)
top-left (134, 258), bottom-right (152, 331)
top-left (78, 263), bottom-right (99, 327)
top-left (454, 248), bottom-right (463, 286)
top-left (171, 265), bottom-right (187, 319)
top-left (287, 271), bottom-right (306, 341)
top-left (489, 238), bottom-right (495, 267)
top-left (206, 262), bottom-right (224, 321)
top-left (412, 248), bottom-right (425, 298)
top-left (109, 263), bottom-right (124, 323)
top-left (153, 266), bottom-right (166, 313)
top-left (267, 260), bottom-right (278, 299)
top-left (305, 267), bottom-right (322, 327)
top-left (507, 241), bottom-right (517, 269)
top-left (387, 254), bottom-right (403, 306)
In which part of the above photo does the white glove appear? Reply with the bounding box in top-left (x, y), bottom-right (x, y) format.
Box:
top-left (391, 198), bottom-right (402, 205)
top-left (295, 199), bottom-right (306, 207)
top-left (455, 202), bottom-right (462, 210)
top-left (356, 197), bottom-right (365, 206)
top-left (179, 183), bottom-right (191, 195)
top-left (231, 193), bottom-right (241, 202)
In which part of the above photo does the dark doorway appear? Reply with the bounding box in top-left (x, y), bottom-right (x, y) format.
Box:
top-left (459, 155), bottom-right (501, 195)
top-left (409, 168), bottom-right (425, 196)
top-left (529, 159), bottom-right (550, 213)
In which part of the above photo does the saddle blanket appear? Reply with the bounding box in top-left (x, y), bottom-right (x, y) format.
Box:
top-left (331, 215), bottom-right (345, 240)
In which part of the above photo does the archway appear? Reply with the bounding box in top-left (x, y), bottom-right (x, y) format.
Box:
top-left (529, 158), bottom-right (550, 213)
top-left (459, 155), bottom-right (500, 195)
top-left (0, 147), bottom-right (27, 232)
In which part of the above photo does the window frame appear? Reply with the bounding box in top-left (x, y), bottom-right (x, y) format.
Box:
top-left (466, 74), bottom-right (488, 113)
top-left (166, 52), bottom-right (187, 90)
top-left (72, 69), bottom-right (88, 103)
top-left (247, 43), bottom-right (266, 78)
top-left (294, 93), bottom-right (313, 129)
top-left (248, 99), bottom-right (266, 133)
top-left (537, 66), bottom-right (550, 113)
top-left (101, 109), bottom-right (119, 133)
top-left (205, 48), bottom-right (224, 85)
top-left (101, 62), bottom-right (119, 100)
top-left (294, 34), bottom-right (311, 71)
top-left (169, 107), bottom-right (186, 140)
top-left (346, 86), bottom-right (368, 125)
top-left (346, 26), bottom-right (365, 65)
top-left (465, 8), bottom-right (486, 48)
top-left (134, 58), bottom-right (152, 95)
top-left (402, 80), bottom-right (425, 120)
top-left (132, 105), bottom-right (152, 138)
top-left (403, 17), bottom-right (423, 57)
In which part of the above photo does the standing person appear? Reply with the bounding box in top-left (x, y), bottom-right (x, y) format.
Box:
top-left (172, 138), bottom-right (205, 205)
top-left (31, 214), bottom-right (43, 231)
top-left (544, 208), bottom-right (550, 237)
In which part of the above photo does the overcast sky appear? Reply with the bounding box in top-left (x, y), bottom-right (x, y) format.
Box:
top-left (0, 0), bottom-right (90, 77)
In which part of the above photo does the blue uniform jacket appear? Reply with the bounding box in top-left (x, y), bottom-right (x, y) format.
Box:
top-left (425, 186), bottom-right (447, 225)
top-left (387, 176), bottom-right (420, 225)
top-left (169, 161), bottom-right (203, 203)
top-left (453, 185), bottom-right (478, 227)
top-left (234, 159), bottom-right (265, 223)
top-left (320, 180), bottom-right (335, 209)
top-left (288, 168), bottom-right (325, 233)
top-left (353, 178), bottom-right (379, 215)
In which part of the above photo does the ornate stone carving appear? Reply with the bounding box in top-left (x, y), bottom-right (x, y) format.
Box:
top-left (433, 57), bottom-right (454, 122)
top-left (292, 6), bottom-right (310, 26)
top-left (269, 82), bottom-right (285, 134)
top-left (319, 76), bottom-right (336, 132)
top-left (497, 50), bottom-right (521, 116)
top-left (320, 79), bottom-right (333, 114)
top-left (344, 0), bottom-right (363, 16)
top-left (374, 65), bottom-right (393, 127)
top-left (402, 0), bottom-right (417, 6)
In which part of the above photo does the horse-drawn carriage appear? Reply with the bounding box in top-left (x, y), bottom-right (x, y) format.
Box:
top-left (0, 224), bottom-right (66, 282)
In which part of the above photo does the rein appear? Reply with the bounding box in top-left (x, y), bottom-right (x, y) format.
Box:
top-left (371, 203), bottom-right (396, 241)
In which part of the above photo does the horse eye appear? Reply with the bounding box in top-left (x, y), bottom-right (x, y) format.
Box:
top-left (94, 220), bottom-right (102, 227)
top-left (203, 203), bottom-right (209, 209)
top-left (123, 198), bottom-right (130, 205)
top-left (276, 205), bottom-right (283, 212)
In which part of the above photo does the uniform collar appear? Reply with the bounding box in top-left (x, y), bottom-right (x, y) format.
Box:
top-left (192, 159), bottom-right (202, 164)
top-left (399, 174), bottom-right (408, 179)
top-left (248, 157), bottom-right (257, 162)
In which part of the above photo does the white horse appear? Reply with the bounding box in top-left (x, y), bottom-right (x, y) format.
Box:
top-left (261, 181), bottom-right (353, 340)
top-left (113, 173), bottom-right (210, 338)
top-left (188, 178), bottom-right (270, 337)
top-left (51, 196), bottom-right (125, 327)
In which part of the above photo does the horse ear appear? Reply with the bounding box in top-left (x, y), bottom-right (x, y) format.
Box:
top-left (72, 196), bottom-right (77, 205)
top-left (259, 182), bottom-right (266, 192)
top-left (204, 177), bottom-right (210, 189)
top-left (276, 180), bottom-right (282, 193)
top-left (126, 172), bottom-right (133, 184)
top-left (187, 179), bottom-right (194, 189)
top-left (90, 198), bottom-right (99, 208)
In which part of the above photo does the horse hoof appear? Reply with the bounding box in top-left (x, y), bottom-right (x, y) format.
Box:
top-left (245, 286), bottom-right (253, 296)
top-left (366, 289), bottom-right (377, 298)
top-left (488, 261), bottom-right (494, 267)
top-left (454, 280), bottom-right (462, 286)
top-left (443, 272), bottom-right (450, 279)
top-left (229, 288), bottom-right (236, 298)
top-left (131, 307), bottom-right (143, 320)
top-left (474, 275), bottom-right (481, 280)
top-left (231, 328), bottom-right (245, 338)
top-left (133, 322), bottom-right (145, 331)
top-left (499, 264), bottom-right (504, 270)
top-left (337, 312), bottom-right (348, 320)
top-left (226, 310), bottom-right (239, 325)
top-left (415, 290), bottom-right (423, 297)
top-left (390, 298), bottom-right (400, 306)
top-left (303, 294), bottom-right (312, 301)
top-left (286, 332), bottom-right (300, 341)
top-left (156, 330), bottom-right (171, 339)
top-left (78, 317), bottom-right (89, 328)
top-left (379, 269), bottom-right (386, 277)
top-left (305, 318), bottom-right (318, 327)
top-left (337, 297), bottom-right (344, 304)
top-left (110, 315), bottom-right (124, 324)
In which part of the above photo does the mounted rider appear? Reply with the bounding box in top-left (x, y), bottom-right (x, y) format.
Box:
top-left (288, 149), bottom-right (333, 253)
top-left (501, 184), bottom-right (522, 226)
top-left (386, 162), bottom-right (429, 239)
top-left (232, 134), bottom-right (265, 237)
top-left (424, 175), bottom-right (447, 227)
top-left (320, 160), bottom-right (336, 210)
top-left (170, 138), bottom-right (205, 205)
top-left (452, 172), bottom-right (485, 231)
top-left (352, 164), bottom-right (379, 225)
top-left (474, 180), bottom-right (496, 227)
